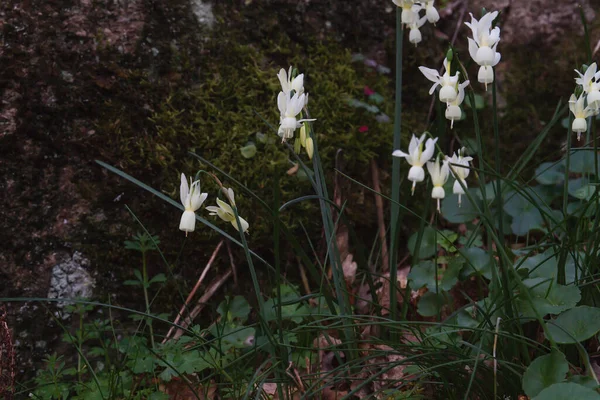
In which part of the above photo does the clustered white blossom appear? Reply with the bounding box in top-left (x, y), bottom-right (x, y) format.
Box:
top-left (276, 66), bottom-right (315, 144)
top-left (393, 135), bottom-right (472, 210)
top-left (392, 0), bottom-right (440, 46)
top-left (465, 11), bottom-right (501, 90)
top-left (571, 62), bottom-right (600, 141)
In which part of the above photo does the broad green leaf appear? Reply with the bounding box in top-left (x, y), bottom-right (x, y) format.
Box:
top-left (546, 306), bottom-right (600, 344)
top-left (533, 382), bottom-right (600, 399)
top-left (218, 296), bottom-right (251, 323)
top-left (568, 148), bottom-right (600, 175)
top-left (516, 251), bottom-right (558, 281)
top-left (409, 260), bottom-right (460, 292)
top-left (460, 247), bottom-right (492, 279)
top-left (523, 350), bottom-right (568, 397)
top-left (441, 188), bottom-right (482, 223)
top-left (464, 94), bottom-right (485, 110)
top-left (417, 291), bottom-right (448, 317)
top-left (516, 278), bottom-right (580, 319)
top-left (535, 162), bottom-right (565, 185)
top-left (408, 227), bottom-right (437, 259)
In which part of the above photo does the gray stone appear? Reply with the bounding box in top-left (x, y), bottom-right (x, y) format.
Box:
top-left (47, 252), bottom-right (95, 314)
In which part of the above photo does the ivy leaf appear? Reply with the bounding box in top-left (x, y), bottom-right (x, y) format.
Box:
top-left (546, 306), bottom-right (600, 344)
top-left (522, 350), bottom-right (569, 398)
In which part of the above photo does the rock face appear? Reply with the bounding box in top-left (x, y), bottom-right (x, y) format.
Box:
top-left (47, 252), bottom-right (95, 313)
top-left (470, 0), bottom-right (596, 46)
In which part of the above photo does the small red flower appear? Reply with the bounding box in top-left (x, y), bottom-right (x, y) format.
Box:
top-left (364, 86), bottom-right (375, 96)
top-left (358, 125), bottom-right (369, 133)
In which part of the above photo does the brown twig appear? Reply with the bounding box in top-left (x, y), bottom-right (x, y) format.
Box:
top-left (370, 159), bottom-right (390, 272)
top-left (298, 257), bottom-right (311, 295)
top-left (171, 270), bottom-right (233, 341)
top-left (163, 240), bottom-right (224, 343)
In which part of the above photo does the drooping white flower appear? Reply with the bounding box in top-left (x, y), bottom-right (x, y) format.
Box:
top-left (409, 15), bottom-right (428, 46)
top-left (426, 156), bottom-right (449, 212)
top-left (446, 148), bottom-right (473, 207)
top-left (569, 93), bottom-right (594, 141)
top-left (419, 58), bottom-right (460, 105)
top-left (277, 66), bottom-right (304, 97)
top-left (392, 0), bottom-right (423, 25)
top-left (179, 173), bottom-right (208, 234)
top-left (575, 63), bottom-right (600, 114)
top-left (277, 91), bottom-right (315, 142)
top-left (392, 133), bottom-right (438, 194)
top-left (465, 11), bottom-right (501, 90)
top-left (206, 188), bottom-right (249, 233)
top-left (445, 80), bottom-right (470, 128)
top-left (425, 0), bottom-right (440, 24)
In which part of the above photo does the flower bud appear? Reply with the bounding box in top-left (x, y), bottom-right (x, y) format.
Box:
top-left (306, 137), bottom-right (314, 160)
top-left (445, 48), bottom-right (454, 62)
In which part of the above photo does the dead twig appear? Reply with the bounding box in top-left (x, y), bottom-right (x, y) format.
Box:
top-left (370, 159), bottom-right (389, 272)
top-left (171, 270), bottom-right (233, 341)
top-left (163, 240), bottom-right (224, 343)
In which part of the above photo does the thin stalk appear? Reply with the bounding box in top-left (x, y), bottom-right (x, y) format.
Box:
top-left (390, 8), bottom-right (405, 325)
top-left (141, 250), bottom-right (155, 350)
top-left (559, 115), bottom-right (574, 285)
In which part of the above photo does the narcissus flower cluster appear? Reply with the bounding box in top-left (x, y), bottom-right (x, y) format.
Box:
top-left (276, 66), bottom-right (315, 144)
top-left (393, 135), bottom-right (473, 210)
top-left (571, 63), bottom-right (600, 141)
top-left (178, 174), bottom-right (249, 235)
top-left (391, 0), bottom-right (440, 46)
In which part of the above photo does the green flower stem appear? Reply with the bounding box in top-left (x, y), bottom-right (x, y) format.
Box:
top-left (390, 7), bottom-right (404, 325)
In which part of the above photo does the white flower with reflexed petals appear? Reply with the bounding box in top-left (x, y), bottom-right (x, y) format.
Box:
top-left (277, 66), bottom-right (304, 97)
top-left (206, 188), bottom-right (249, 233)
top-left (409, 15), bottom-right (427, 46)
top-left (425, 0), bottom-right (440, 24)
top-left (575, 63), bottom-right (600, 114)
top-left (426, 157), bottom-right (449, 212)
top-left (445, 80), bottom-right (470, 128)
top-left (465, 11), bottom-right (501, 90)
top-left (179, 173), bottom-right (208, 234)
top-left (392, 0), bottom-right (422, 25)
top-left (569, 93), bottom-right (594, 141)
top-left (277, 91), bottom-right (315, 142)
top-left (419, 57), bottom-right (460, 104)
top-left (446, 148), bottom-right (473, 207)
top-left (392, 134), bottom-right (438, 194)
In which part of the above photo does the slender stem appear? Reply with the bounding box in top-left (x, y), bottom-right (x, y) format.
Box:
top-left (141, 251), bottom-right (155, 350)
top-left (390, 8), bottom-right (404, 325)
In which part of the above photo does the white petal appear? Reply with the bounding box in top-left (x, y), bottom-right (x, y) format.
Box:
top-left (420, 137), bottom-right (438, 163)
top-left (180, 173), bottom-right (189, 206)
top-left (491, 51), bottom-right (501, 67)
top-left (277, 91), bottom-right (287, 114)
top-left (419, 66), bottom-right (441, 84)
top-left (392, 149), bottom-right (409, 158)
top-left (467, 38), bottom-right (479, 63)
top-left (292, 74), bottom-right (304, 93)
top-left (277, 68), bottom-right (289, 94)
top-left (191, 191), bottom-right (208, 211)
top-left (407, 134), bottom-right (419, 154)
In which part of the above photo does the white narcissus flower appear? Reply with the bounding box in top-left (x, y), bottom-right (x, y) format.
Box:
top-left (425, 0), bottom-right (440, 24)
top-left (179, 173), bottom-right (208, 234)
top-left (206, 188), bottom-right (249, 233)
top-left (446, 148), bottom-right (473, 207)
top-left (277, 91), bottom-right (315, 142)
top-left (569, 93), bottom-right (594, 141)
top-left (392, 133), bottom-right (438, 194)
top-left (445, 80), bottom-right (470, 128)
top-left (419, 58), bottom-right (460, 104)
top-left (278, 66), bottom-right (304, 97)
top-left (426, 157), bottom-right (449, 212)
top-left (575, 63), bottom-right (600, 114)
top-left (465, 11), bottom-right (501, 90)
top-left (409, 15), bottom-right (427, 46)
top-left (392, 0), bottom-right (422, 25)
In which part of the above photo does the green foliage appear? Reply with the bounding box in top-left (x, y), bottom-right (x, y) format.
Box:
top-left (546, 306), bottom-right (600, 344)
top-left (522, 350), bottom-right (568, 397)
top-left (532, 383), bottom-right (600, 399)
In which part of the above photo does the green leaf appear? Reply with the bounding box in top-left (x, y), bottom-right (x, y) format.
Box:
top-left (546, 306), bottom-right (600, 344)
top-left (417, 291), bottom-right (449, 317)
top-left (438, 229), bottom-right (458, 252)
top-left (535, 162), bottom-right (565, 185)
top-left (217, 296), bottom-right (251, 323)
top-left (149, 273), bottom-right (167, 285)
top-left (408, 227), bottom-right (438, 259)
top-left (523, 350), bottom-right (569, 398)
top-left (460, 247), bottom-right (492, 279)
top-left (441, 188), bottom-right (482, 223)
top-left (569, 148), bottom-right (600, 175)
top-left (240, 143), bottom-right (257, 159)
top-left (533, 382), bottom-right (600, 399)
